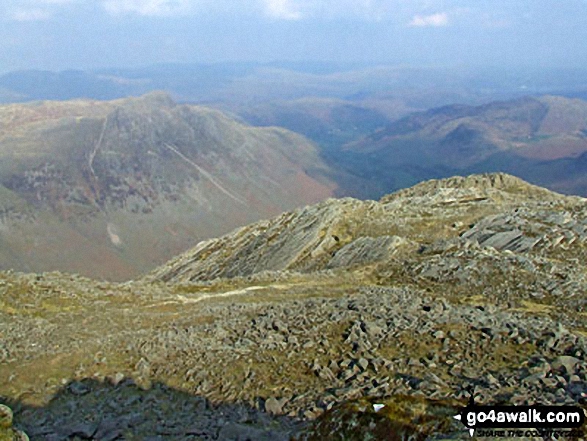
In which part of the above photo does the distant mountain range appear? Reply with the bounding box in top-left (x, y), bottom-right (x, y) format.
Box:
top-left (331, 95), bottom-right (587, 197)
top-left (5, 63), bottom-right (587, 108)
top-left (0, 92), bottom-right (336, 280)
top-left (2, 87), bottom-right (587, 280)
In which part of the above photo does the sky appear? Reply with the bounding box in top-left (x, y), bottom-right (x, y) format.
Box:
top-left (1, 0), bottom-right (587, 73)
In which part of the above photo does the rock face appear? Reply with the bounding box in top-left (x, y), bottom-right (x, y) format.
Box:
top-left (148, 197), bottom-right (376, 282)
top-left (2, 173), bottom-right (587, 440)
top-left (150, 172), bottom-right (585, 286)
top-left (0, 93), bottom-right (336, 280)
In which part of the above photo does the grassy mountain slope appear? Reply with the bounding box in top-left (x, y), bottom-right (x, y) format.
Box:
top-left (0, 92), bottom-right (337, 280)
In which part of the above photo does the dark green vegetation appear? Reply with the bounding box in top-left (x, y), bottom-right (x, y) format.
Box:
top-left (0, 92), bottom-right (336, 280)
top-left (1, 174), bottom-right (586, 440)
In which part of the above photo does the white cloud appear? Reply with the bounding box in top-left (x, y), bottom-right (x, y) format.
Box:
top-left (263, 0), bottom-right (301, 20)
top-left (39, 0), bottom-right (77, 4)
top-left (11, 7), bottom-right (51, 21)
top-left (3, 0), bottom-right (455, 23)
top-left (260, 0), bottom-right (394, 21)
top-left (4, 0), bottom-right (78, 22)
top-left (409, 12), bottom-right (449, 27)
top-left (103, 0), bottom-right (192, 17)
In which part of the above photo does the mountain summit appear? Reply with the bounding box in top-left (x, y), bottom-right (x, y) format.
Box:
top-left (149, 172), bottom-right (585, 284)
top-left (0, 92), bottom-right (336, 280)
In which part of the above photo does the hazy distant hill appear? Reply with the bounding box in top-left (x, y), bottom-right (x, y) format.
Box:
top-left (3, 85), bottom-right (587, 279)
top-left (338, 95), bottom-right (587, 197)
top-left (5, 63), bottom-right (581, 107)
top-left (0, 92), bottom-right (336, 280)
top-left (233, 97), bottom-right (396, 149)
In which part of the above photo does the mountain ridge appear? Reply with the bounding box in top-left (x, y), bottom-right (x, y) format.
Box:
top-left (149, 172), bottom-right (586, 284)
top-left (334, 95), bottom-right (587, 197)
top-left (0, 92), bottom-right (337, 280)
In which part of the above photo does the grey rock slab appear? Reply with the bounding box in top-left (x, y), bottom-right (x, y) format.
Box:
top-left (67, 381), bottom-right (91, 396)
top-left (479, 230), bottom-right (523, 250)
top-left (61, 421), bottom-right (98, 438)
top-left (551, 356), bottom-right (581, 374)
top-left (327, 235), bottom-right (408, 268)
top-left (357, 358), bottom-right (369, 372)
top-left (264, 397), bottom-right (285, 415)
top-left (95, 418), bottom-right (128, 440)
top-left (566, 381), bottom-right (587, 399)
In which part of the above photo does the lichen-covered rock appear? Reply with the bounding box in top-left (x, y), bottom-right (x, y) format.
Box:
top-left (0, 405), bottom-right (28, 441)
top-left (296, 395), bottom-right (465, 441)
top-left (0, 405), bottom-right (12, 429)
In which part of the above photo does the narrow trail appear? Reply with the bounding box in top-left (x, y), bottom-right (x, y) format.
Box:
top-left (163, 143), bottom-right (246, 205)
top-left (145, 284), bottom-right (291, 308)
top-left (177, 285), bottom-right (265, 304)
top-left (89, 115), bottom-right (108, 180)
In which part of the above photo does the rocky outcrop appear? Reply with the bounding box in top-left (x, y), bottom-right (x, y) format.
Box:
top-left (380, 173), bottom-right (561, 203)
top-left (2, 173), bottom-right (587, 440)
top-left (296, 396), bottom-right (463, 441)
top-left (148, 197), bottom-right (372, 282)
top-left (150, 173), bottom-right (585, 284)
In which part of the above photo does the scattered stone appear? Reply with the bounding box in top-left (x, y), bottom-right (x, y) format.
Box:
top-left (265, 397), bottom-right (286, 415)
top-left (217, 422), bottom-right (273, 441)
top-left (3, 173), bottom-right (587, 440)
top-left (68, 381), bottom-right (91, 396)
top-left (432, 330), bottom-right (445, 339)
top-left (357, 358), bottom-right (369, 372)
top-left (551, 356), bottom-right (581, 374)
top-left (64, 421), bottom-right (98, 438)
top-left (0, 404), bottom-right (12, 429)
top-left (297, 395), bottom-right (462, 441)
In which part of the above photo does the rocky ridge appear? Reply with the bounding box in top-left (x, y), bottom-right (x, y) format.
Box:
top-left (1, 173), bottom-right (586, 440)
top-left (0, 92), bottom-right (336, 280)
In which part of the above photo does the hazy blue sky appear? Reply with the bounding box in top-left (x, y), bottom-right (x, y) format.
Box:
top-left (1, 0), bottom-right (586, 73)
